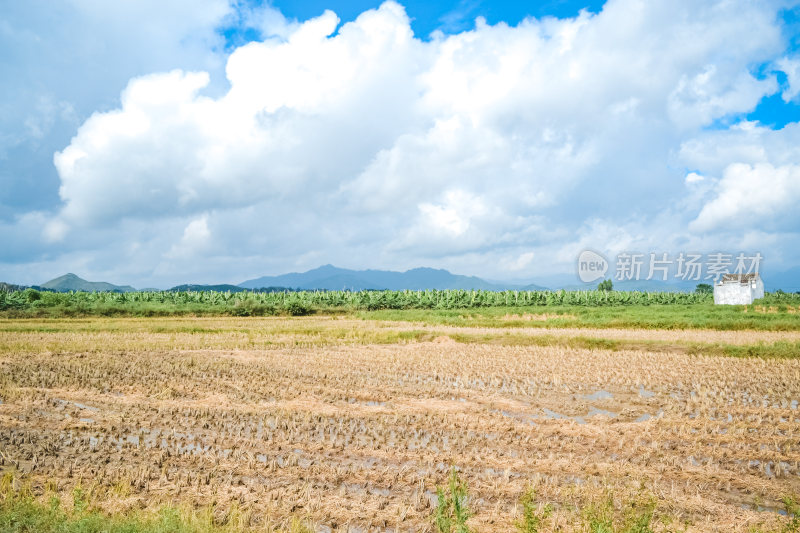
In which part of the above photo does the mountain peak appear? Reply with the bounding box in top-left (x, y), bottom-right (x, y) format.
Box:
top-left (310, 264), bottom-right (341, 272)
top-left (53, 273), bottom-right (81, 281)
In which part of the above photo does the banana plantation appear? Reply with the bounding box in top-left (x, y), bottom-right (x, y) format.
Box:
top-left (1, 287), bottom-right (714, 313)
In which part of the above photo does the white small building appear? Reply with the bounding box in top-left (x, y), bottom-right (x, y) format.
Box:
top-left (713, 273), bottom-right (764, 305)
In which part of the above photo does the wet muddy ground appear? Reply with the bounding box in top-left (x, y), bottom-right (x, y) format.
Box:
top-left (1, 317), bottom-right (799, 531)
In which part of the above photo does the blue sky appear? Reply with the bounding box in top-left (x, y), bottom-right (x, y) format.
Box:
top-left (2, 0), bottom-right (800, 288)
top-left (238, 0), bottom-right (800, 128)
top-left (252, 0), bottom-right (607, 36)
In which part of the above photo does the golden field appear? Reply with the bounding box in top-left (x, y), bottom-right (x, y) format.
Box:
top-left (1, 316), bottom-right (799, 531)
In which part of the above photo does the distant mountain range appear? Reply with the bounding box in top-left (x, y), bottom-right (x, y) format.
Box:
top-left (168, 284), bottom-right (248, 293)
top-left (238, 264), bottom-right (547, 291)
top-left (1, 265), bottom-right (797, 292)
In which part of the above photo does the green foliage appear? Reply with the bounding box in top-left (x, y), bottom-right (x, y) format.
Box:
top-left (71, 486), bottom-right (87, 515)
top-left (0, 287), bottom-right (723, 318)
top-left (283, 298), bottom-right (312, 316)
top-left (515, 488), bottom-right (552, 533)
top-left (621, 497), bottom-right (656, 533)
top-left (0, 490), bottom-right (206, 533)
top-left (582, 494), bottom-right (655, 533)
top-left (434, 468), bottom-right (472, 533)
top-left (597, 279), bottom-right (613, 291)
top-left (22, 288), bottom-right (41, 302)
top-left (230, 298), bottom-right (276, 317)
top-left (3, 288), bottom-right (800, 335)
top-left (0, 473), bottom-right (312, 532)
top-left (784, 496), bottom-right (800, 533)
top-left (585, 496), bottom-right (615, 533)
top-left (695, 283), bottom-right (713, 294)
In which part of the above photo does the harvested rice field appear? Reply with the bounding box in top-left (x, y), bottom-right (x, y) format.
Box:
top-left (1, 316), bottom-right (799, 531)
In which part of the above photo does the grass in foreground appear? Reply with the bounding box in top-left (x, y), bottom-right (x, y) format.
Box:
top-left (4, 472), bottom-right (799, 533)
top-left (0, 477), bottom-right (313, 533)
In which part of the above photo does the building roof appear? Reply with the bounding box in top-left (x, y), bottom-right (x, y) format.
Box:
top-left (720, 273), bottom-right (760, 284)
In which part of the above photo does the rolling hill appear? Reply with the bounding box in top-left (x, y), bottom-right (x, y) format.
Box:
top-left (40, 273), bottom-right (136, 293)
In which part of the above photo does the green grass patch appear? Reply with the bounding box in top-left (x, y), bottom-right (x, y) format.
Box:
top-left (0, 476), bottom-right (313, 533)
top-left (442, 331), bottom-right (800, 359)
top-left (359, 303), bottom-right (800, 331)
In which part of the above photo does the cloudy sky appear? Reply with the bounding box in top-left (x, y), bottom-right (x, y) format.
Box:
top-left (2, 0), bottom-right (800, 288)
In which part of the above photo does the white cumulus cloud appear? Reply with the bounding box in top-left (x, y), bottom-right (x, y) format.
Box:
top-left (3, 0), bottom-right (799, 285)
top-left (691, 162), bottom-right (800, 232)
top-left (776, 55), bottom-right (800, 102)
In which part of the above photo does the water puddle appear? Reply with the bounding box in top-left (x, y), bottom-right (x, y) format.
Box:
top-left (347, 398), bottom-right (388, 407)
top-left (584, 390), bottom-right (613, 401)
top-left (342, 483), bottom-right (392, 497)
top-left (586, 407), bottom-right (617, 419)
top-left (741, 504), bottom-right (789, 516)
top-left (73, 402), bottom-right (98, 411)
top-left (634, 409), bottom-right (663, 422)
top-left (542, 408), bottom-right (569, 420)
top-left (424, 489), bottom-right (439, 508)
top-left (638, 385), bottom-right (655, 399)
top-left (53, 398), bottom-right (99, 412)
top-left (542, 406), bottom-right (617, 424)
top-left (493, 409), bottom-right (538, 426)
